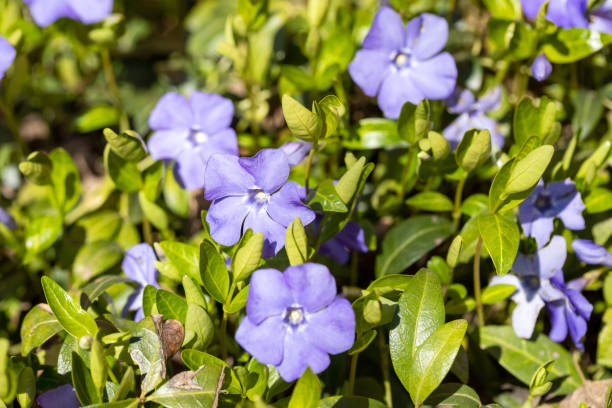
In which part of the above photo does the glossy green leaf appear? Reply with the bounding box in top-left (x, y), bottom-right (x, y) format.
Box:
top-left (104, 145), bottom-right (142, 193)
top-left (478, 213), bottom-right (519, 276)
top-left (90, 338), bottom-right (107, 399)
top-left (184, 303), bottom-right (214, 351)
top-left (41, 276), bottom-right (98, 339)
top-left (182, 276), bottom-right (207, 309)
top-left (139, 191), bottom-right (169, 231)
top-left (282, 94), bottom-right (323, 142)
top-left (571, 89), bottom-right (603, 140)
top-left (481, 284), bottom-right (517, 304)
top-left (455, 129), bottom-right (491, 173)
top-left (156, 290), bottom-right (188, 323)
top-left (405, 191), bottom-right (453, 212)
top-left (397, 100), bottom-right (430, 145)
top-left (142, 285), bottom-right (158, 317)
top-left (513, 97), bottom-right (558, 147)
top-left (585, 188), bottom-right (612, 214)
top-left (482, 0), bottom-right (521, 18)
top-left (232, 230), bottom-right (264, 281)
top-left (25, 214), bottom-right (62, 254)
top-left (446, 235), bottom-right (463, 269)
top-left (423, 383), bottom-right (480, 408)
top-left (181, 349), bottom-right (242, 394)
top-left (49, 148), bottom-right (81, 213)
top-left (75, 105), bottom-right (119, 132)
top-left (225, 285), bottom-right (249, 314)
top-left (163, 165), bottom-right (190, 218)
top-left (288, 368), bottom-right (320, 408)
top-left (142, 160), bottom-right (163, 202)
top-left (112, 367), bottom-right (134, 402)
top-left (199, 240), bottom-right (230, 304)
top-left (20, 304), bottom-right (62, 356)
top-left (344, 118), bottom-right (404, 150)
top-left (103, 128), bottom-right (147, 162)
top-left (308, 179), bottom-right (348, 213)
top-left (81, 276), bottom-right (134, 307)
top-left (128, 325), bottom-right (165, 394)
top-left (19, 151), bottom-right (52, 185)
top-left (376, 215), bottom-right (454, 276)
top-left (286, 217), bottom-right (308, 266)
top-left (542, 28), bottom-right (612, 63)
top-left (504, 145), bottom-right (554, 195)
top-left (73, 240), bottom-right (123, 283)
top-left (159, 241), bottom-right (201, 285)
top-left (16, 366), bottom-right (35, 408)
top-left (72, 352), bottom-right (100, 405)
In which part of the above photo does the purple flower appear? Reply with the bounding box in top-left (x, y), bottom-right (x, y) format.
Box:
top-left (519, 179), bottom-right (585, 248)
top-left (147, 91), bottom-right (238, 190)
top-left (572, 239), bottom-right (612, 266)
top-left (0, 36), bottom-right (16, 81)
top-left (491, 236), bottom-right (592, 349)
top-left (320, 220), bottom-right (369, 264)
top-left (122, 243), bottom-right (159, 321)
top-left (443, 86), bottom-right (504, 149)
top-left (348, 7), bottom-right (457, 119)
top-left (235, 263), bottom-right (355, 381)
top-left (0, 207), bottom-right (16, 230)
top-left (204, 148), bottom-right (315, 257)
top-left (36, 384), bottom-right (80, 408)
top-left (521, 0), bottom-right (588, 28)
top-left (590, 0), bottom-right (612, 34)
top-left (531, 54), bottom-right (553, 81)
top-left (24, 0), bottom-right (113, 27)
top-left (279, 141), bottom-right (312, 166)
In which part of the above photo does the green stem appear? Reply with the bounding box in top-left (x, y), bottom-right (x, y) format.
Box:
top-left (474, 237), bottom-right (485, 327)
top-left (100, 49), bottom-right (129, 132)
top-left (378, 334), bottom-right (393, 408)
top-left (347, 352), bottom-right (359, 397)
top-left (0, 100), bottom-right (26, 155)
top-left (452, 173), bottom-right (468, 229)
top-left (143, 218), bottom-right (153, 245)
top-left (398, 148), bottom-right (415, 201)
top-left (304, 143), bottom-right (317, 195)
top-left (219, 311), bottom-right (228, 360)
top-left (350, 251), bottom-right (359, 287)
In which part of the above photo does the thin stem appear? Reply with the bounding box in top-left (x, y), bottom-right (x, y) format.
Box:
top-left (0, 100), bottom-right (26, 155)
top-left (347, 352), bottom-right (359, 397)
top-left (474, 237), bottom-right (485, 327)
top-left (100, 49), bottom-right (129, 132)
top-left (452, 173), bottom-right (468, 229)
top-left (378, 334), bottom-right (393, 408)
top-left (572, 350), bottom-right (587, 383)
top-left (219, 311), bottom-right (228, 360)
top-left (304, 144), bottom-right (317, 195)
top-left (143, 218), bottom-right (153, 245)
top-left (398, 148), bottom-right (415, 201)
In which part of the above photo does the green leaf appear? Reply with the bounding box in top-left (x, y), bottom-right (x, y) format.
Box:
top-left (542, 28), bottom-right (612, 63)
top-left (41, 276), bottom-right (98, 339)
top-left (182, 276), bottom-right (207, 309)
top-left (427, 131), bottom-right (450, 161)
top-left (397, 100), bottom-right (430, 145)
top-left (504, 145), bottom-right (554, 195)
top-left (105, 145), bottom-right (142, 193)
top-left (139, 191), bottom-right (169, 231)
top-left (529, 360), bottom-right (555, 391)
top-left (112, 367), bottom-right (134, 402)
top-left (348, 330), bottom-right (377, 355)
top-left (73, 240), bottom-right (123, 283)
top-left (146, 368), bottom-right (221, 408)
top-left (199, 240), bottom-right (230, 304)
top-left (344, 118), bottom-right (404, 150)
top-left (156, 290), bottom-right (188, 323)
top-left (571, 89), bottom-right (603, 140)
top-left (103, 128), bottom-right (147, 162)
top-left (142, 160), bottom-right (164, 202)
top-left (20, 304), bottom-right (62, 356)
top-left (289, 368), bottom-right (320, 408)
top-left (423, 383), bottom-right (481, 408)
top-left (77, 210), bottom-right (122, 243)
top-left (513, 97), bottom-right (558, 147)
top-left (232, 230), bottom-right (264, 281)
top-left (408, 320), bottom-right (467, 406)
top-left (81, 276), bottom-right (134, 307)
top-left (84, 399), bottom-right (139, 408)
top-left (72, 352), bottom-right (101, 405)
top-left (585, 188), bottom-right (612, 214)
top-left (282, 94), bottom-right (323, 142)
top-left (181, 349), bottom-right (242, 394)
top-left (478, 213), bottom-right (519, 276)
top-left (286, 217), bottom-right (308, 266)
top-left (482, 0), bottom-right (521, 18)
top-left (480, 326), bottom-right (583, 395)
top-left (336, 156), bottom-right (367, 205)
top-left (225, 285), bottom-right (249, 314)
top-left (455, 129), bottom-right (491, 173)
top-left (319, 94), bottom-right (345, 138)
top-left (376, 215), bottom-right (454, 276)
top-left (405, 191), bottom-right (453, 212)
top-left (163, 165), bottom-right (190, 218)
top-left (320, 396), bottom-right (387, 408)
top-left (19, 151), bottom-right (52, 185)
top-left (75, 105), bottom-right (119, 133)
top-left (90, 338), bottom-right (107, 399)
top-left (49, 148), bottom-right (81, 213)
top-left (481, 284), bottom-right (517, 305)
top-left (308, 179), bottom-right (348, 213)
top-left (390, 269), bottom-right (444, 390)
top-left (127, 325), bottom-right (165, 395)
top-left (16, 366), bottom-right (35, 408)
top-left (446, 236), bottom-right (463, 269)
top-left (142, 285), bottom-right (158, 317)
top-left (24, 214), bottom-right (62, 254)
top-left (184, 303), bottom-right (214, 351)
top-left (159, 241), bottom-right (201, 285)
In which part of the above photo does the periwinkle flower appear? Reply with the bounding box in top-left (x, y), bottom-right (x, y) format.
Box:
top-left (24, 0), bottom-right (114, 27)
top-left (204, 148), bottom-right (315, 257)
top-left (122, 243), bottom-right (159, 321)
top-left (235, 263), bottom-right (355, 381)
top-left (0, 36), bottom-right (16, 81)
top-left (320, 221), bottom-right (369, 264)
top-left (443, 86), bottom-right (504, 149)
top-left (0, 207), bottom-right (16, 230)
top-left (279, 141), bottom-right (312, 166)
top-left (36, 384), bottom-right (80, 408)
top-left (147, 91), bottom-right (238, 190)
top-left (519, 179), bottom-right (585, 248)
top-left (572, 239), bottom-right (612, 266)
top-left (531, 54), bottom-right (553, 81)
top-left (521, 0), bottom-right (588, 28)
top-left (491, 236), bottom-right (592, 349)
top-left (348, 7), bottom-right (457, 119)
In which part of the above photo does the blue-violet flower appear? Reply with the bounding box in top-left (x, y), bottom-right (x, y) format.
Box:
top-left (0, 36), bottom-right (16, 81)
top-left (590, 0), bottom-right (612, 34)
top-left (348, 7), bottom-right (457, 119)
top-left (24, 0), bottom-right (114, 27)
top-left (36, 384), bottom-right (80, 408)
top-left (147, 91), bottom-right (238, 190)
top-left (279, 141), bottom-right (312, 166)
top-left (235, 263), bottom-right (355, 381)
top-left (320, 220), bottom-right (369, 264)
top-left (531, 54), bottom-right (553, 81)
top-left (572, 239), bottom-right (612, 266)
top-left (122, 243), bottom-right (159, 321)
top-left (0, 207), bottom-right (16, 230)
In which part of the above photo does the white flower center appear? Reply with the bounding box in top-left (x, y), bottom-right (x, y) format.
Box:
top-left (394, 53), bottom-right (409, 66)
top-left (194, 130), bottom-right (208, 144)
top-left (285, 306), bottom-right (305, 326)
top-left (255, 189), bottom-right (268, 201)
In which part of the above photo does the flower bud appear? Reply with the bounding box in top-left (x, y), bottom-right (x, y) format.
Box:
top-left (531, 54), bottom-right (552, 82)
top-left (78, 335), bottom-right (93, 350)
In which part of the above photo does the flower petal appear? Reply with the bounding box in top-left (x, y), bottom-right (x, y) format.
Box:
top-left (566, 289), bottom-right (593, 320)
top-left (189, 91), bottom-right (234, 134)
top-left (267, 181), bottom-right (315, 227)
top-left (474, 86), bottom-right (502, 113)
top-left (276, 330), bottom-right (330, 382)
top-left (528, 216), bottom-right (555, 248)
top-left (536, 235), bottom-right (567, 279)
top-left (531, 54), bottom-right (553, 82)
top-left (410, 52), bottom-right (457, 101)
top-left (445, 88), bottom-right (475, 114)
top-left (204, 154), bottom-right (255, 200)
top-left (239, 149), bottom-right (290, 193)
top-left (148, 92), bottom-right (194, 131)
top-left (279, 142), bottom-right (312, 166)
top-left (246, 268), bottom-right (293, 324)
top-left (235, 315), bottom-right (286, 366)
top-left (0, 36), bottom-right (16, 79)
top-left (173, 149), bottom-right (206, 190)
top-left (147, 129), bottom-right (189, 161)
top-left (521, 0), bottom-right (546, 19)
top-left (566, 308), bottom-right (587, 350)
top-left (122, 243), bottom-right (158, 286)
top-left (511, 294), bottom-right (545, 338)
top-left (362, 7), bottom-right (405, 51)
top-left (243, 207), bottom-right (287, 257)
top-left (348, 49), bottom-right (391, 97)
top-left (547, 0), bottom-right (588, 28)
top-left (205, 128), bottom-right (239, 158)
top-left (558, 193), bottom-right (585, 230)
top-left (284, 263), bottom-right (337, 313)
top-left (303, 297), bottom-right (355, 354)
top-left (67, 0), bottom-right (113, 24)
top-left (207, 195), bottom-right (251, 246)
top-left (377, 71), bottom-right (423, 119)
top-left (547, 302), bottom-right (568, 342)
top-left (572, 239), bottom-right (612, 266)
top-left (409, 13), bottom-right (449, 60)
top-left (36, 384), bottom-right (81, 408)
top-left (26, 0), bottom-right (77, 26)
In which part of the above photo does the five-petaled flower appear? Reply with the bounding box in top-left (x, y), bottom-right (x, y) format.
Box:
top-left (519, 179), bottom-right (585, 248)
top-left (491, 235), bottom-right (592, 350)
top-left (572, 239), bottom-right (612, 267)
top-left (147, 91), bottom-right (238, 190)
top-left (0, 36), bottom-right (16, 81)
top-left (122, 243), bottom-right (159, 321)
top-left (24, 0), bottom-right (114, 27)
top-left (348, 7), bottom-right (457, 119)
top-left (443, 86), bottom-right (504, 149)
top-left (204, 148), bottom-right (315, 257)
top-left (531, 54), bottom-right (553, 82)
top-left (235, 263), bottom-right (355, 381)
